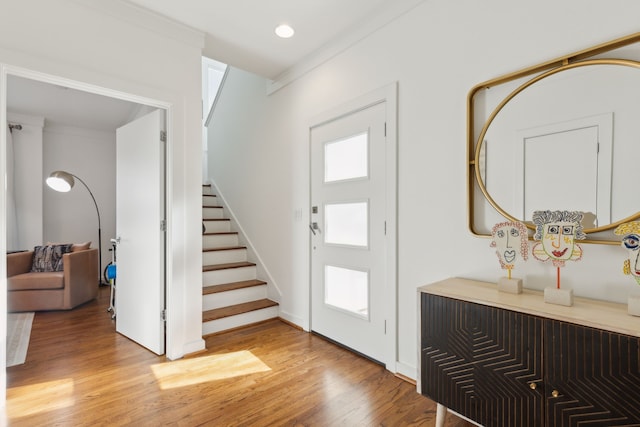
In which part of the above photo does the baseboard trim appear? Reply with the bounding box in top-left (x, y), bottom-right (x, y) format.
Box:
top-left (395, 361), bottom-right (416, 382)
top-left (278, 317), bottom-right (303, 331)
top-left (180, 338), bottom-right (206, 360)
top-left (278, 311), bottom-right (308, 331)
top-left (395, 372), bottom-right (416, 386)
top-left (183, 348), bottom-right (208, 359)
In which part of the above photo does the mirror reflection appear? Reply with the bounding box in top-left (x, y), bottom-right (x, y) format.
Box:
top-left (472, 57), bottom-right (640, 242)
top-left (481, 62), bottom-right (640, 225)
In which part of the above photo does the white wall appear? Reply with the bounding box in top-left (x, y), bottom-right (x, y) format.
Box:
top-left (8, 112), bottom-right (44, 251)
top-left (42, 124), bottom-right (116, 274)
top-left (0, 0), bottom-right (205, 403)
top-left (207, 0), bottom-right (640, 380)
top-left (207, 67), bottom-right (294, 319)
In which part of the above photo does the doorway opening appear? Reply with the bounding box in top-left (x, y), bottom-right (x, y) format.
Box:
top-left (3, 66), bottom-right (171, 383)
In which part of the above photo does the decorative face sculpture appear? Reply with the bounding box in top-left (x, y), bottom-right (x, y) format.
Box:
top-left (614, 221), bottom-right (640, 285)
top-left (532, 210), bottom-right (585, 267)
top-left (490, 221), bottom-right (529, 270)
top-left (541, 221), bottom-right (577, 261)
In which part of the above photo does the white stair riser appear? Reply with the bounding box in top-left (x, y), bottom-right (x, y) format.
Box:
top-left (203, 207), bottom-right (224, 219)
top-left (203, 220), bottom-right (231, 233)
top-left (203, 248), bottom-right (247, 265)
top-left (203, 196), bottom-right (218, 207)
top-left (202, 306), bottom-right (279, 336)
top-left (203, 285), bottom-right (268, 311)
top-left (202, 186), bottom-right (213, 196)
top-left (203, 266), bottom-right (257, 286)
top-left (203, 233), bottom-right (239, 248)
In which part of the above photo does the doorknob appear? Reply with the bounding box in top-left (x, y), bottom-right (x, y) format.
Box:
top-left (309, 222), bottom-right (321, 235)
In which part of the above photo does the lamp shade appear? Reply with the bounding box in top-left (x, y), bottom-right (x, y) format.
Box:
top-left (46, 170), bottom-right (75, 192)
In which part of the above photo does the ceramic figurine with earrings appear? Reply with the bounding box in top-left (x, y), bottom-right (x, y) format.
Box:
top-left (490, 221), bottom-right (529, 294)
top-left (614, 221), bottom-right (640, 317)
top-left (531, 210), bottom-right (585, 306)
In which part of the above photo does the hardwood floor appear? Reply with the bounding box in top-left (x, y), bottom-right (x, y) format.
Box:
top-left (5, 287), bottom-right (473, 426)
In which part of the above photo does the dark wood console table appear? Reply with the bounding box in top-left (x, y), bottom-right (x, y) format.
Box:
top-left (418, 277), bottom-right (640, 427)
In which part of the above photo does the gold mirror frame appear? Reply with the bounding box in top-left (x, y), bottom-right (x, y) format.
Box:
top-left (468, 32), bottom-right (640, 245)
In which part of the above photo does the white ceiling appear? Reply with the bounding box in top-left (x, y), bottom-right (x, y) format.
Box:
top-left (123, 0), bottom-right (423, 79)
top-left (7, 75), bottom-right (141, 131)
top-left (7, 0), bottom-right (424, 131)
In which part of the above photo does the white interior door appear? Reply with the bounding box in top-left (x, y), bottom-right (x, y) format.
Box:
top-left (310, 101), bottom-right (388, 364)
top-left (115, 109), bottom-right (165, 355)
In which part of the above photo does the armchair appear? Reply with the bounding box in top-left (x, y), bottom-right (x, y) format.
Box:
top-left (7, 248), bottom-right (99, 312)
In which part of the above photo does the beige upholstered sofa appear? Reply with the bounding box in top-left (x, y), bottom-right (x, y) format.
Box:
top-left (7, 247), bottom-right (99, 312)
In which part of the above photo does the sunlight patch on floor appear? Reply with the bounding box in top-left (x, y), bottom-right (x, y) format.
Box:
top-left (6, 378), bottom-right (75, 418)
top-left (151, 350), bottom-right (271, 389)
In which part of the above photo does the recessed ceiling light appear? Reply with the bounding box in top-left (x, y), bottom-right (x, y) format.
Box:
top-left (275, 24), bottom-right (295, 38)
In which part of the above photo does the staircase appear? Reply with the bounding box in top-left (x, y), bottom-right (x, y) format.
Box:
top-left (202, 184), bottom-right (279, 336)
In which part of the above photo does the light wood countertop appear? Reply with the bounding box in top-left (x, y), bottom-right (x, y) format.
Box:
top-left (419, 277), bottom-right (640, 338)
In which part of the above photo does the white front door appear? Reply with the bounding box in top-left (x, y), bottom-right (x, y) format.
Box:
top-left (310, 101), bottom-right (389, 364)
top-left (115, 109), bottom-right (165, 355)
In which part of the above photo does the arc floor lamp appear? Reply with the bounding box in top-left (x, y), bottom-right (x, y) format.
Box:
top-left (46, 170), bottom-right (106, 286)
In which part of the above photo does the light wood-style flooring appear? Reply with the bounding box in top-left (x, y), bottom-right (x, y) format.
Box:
top-left (5, 287), bottom-right (473, 426)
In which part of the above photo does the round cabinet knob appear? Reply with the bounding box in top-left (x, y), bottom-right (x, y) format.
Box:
top-left (529, 382), bottom-right (537, 390)
top-left (551, 390), bottom-right (560, 398)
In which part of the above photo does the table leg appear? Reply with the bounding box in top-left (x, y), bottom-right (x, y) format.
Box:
top-left (435, 403), bottom-right (447, 427)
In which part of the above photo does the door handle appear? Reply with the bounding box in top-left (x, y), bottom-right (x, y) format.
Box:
top-left (309, 222), bottom-right (320, 235)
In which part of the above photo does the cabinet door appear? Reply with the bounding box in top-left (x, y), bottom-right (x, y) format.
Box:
top-left (421, 294), bottom-right (544, 426)
top-left (545, 320), bottom-right (640, 426)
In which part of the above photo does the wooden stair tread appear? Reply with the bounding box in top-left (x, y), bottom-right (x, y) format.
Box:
top-left (203, 299), bottom-right (278, 322)
top-left (203, 231), bottom-right (238, 236)
top-left (203, 245), bottom-right (246, 253)
top-left (201, 182), bottom-right (275, 333)
top-left (203, 279), bottom-right (267, 295)
top-left (203, 261), bottom-right (255, 272)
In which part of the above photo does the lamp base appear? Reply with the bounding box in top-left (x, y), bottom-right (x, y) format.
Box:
top-left (544, 287), bottom-right (574, 307)
top-left (497, 277), bottom-right (523, 294)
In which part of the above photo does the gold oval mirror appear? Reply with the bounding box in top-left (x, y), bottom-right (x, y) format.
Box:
top-left (468, 33), bottom-right (640, 244)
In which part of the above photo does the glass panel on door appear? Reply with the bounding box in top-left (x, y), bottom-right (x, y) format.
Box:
top-left (324, 265), bottom-right (369, 319)
top-left (324, 201), bottom-right (368, 247)
top-left (324, 132), bottom-right (368, 183)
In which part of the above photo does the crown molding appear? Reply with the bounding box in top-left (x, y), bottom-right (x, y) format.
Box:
top-left (266, 0), bottom-right (426, 94)
top-left (70, 0), bottom-right (205, 49)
